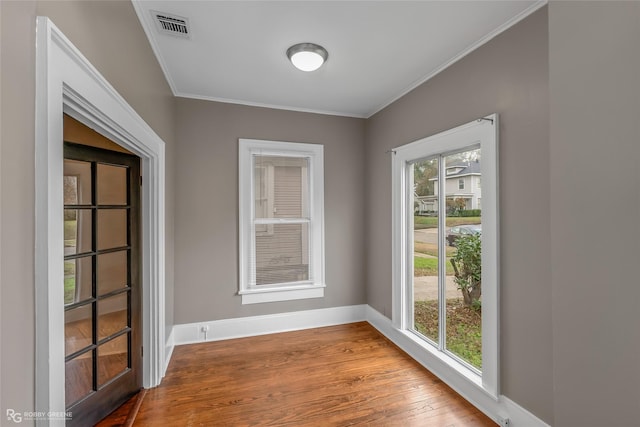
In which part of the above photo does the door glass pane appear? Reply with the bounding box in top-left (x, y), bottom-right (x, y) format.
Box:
top-left (411, 157), bottom-right (440, 344)
top-left (98, 333), bottom-right (129, 386)
top-left (97, 209), bottom-right (127, 250)
top-left (254, 155), bottom-right (309, 219)
top-left (64, 159), bottom-right (92, 205)
top-left (66, 352), bottom-right (94, 406)
top-left (98, 292), bottom-right (128, 341)
top-left (64, 256), bottom-right (93, 305)
top-left (254, 223), bottom-right (309, 285)
top-left (65, 304), bottom-right (93, 357)
top-left (97, 251), bottom-right (128, 296)
top-left (97, 164), bottom-right (127, 205)
top-left (64, 209), bottom-right (92, 255)
top-left (444, 148), bottom-right (482, 370)
top-left (63, 144), bottom-right (140, 418)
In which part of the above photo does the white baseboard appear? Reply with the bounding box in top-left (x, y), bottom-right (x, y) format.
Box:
top-left (164, 329), bottom-right (175, 376)
top-left (499, 395), bottom-right (551, 427)
top-left (166, 304), bottom-right (548, 427)
top-left (365, 305), bottom-right (550, 427)
top-left (172, 304), bottom-right (367, 346)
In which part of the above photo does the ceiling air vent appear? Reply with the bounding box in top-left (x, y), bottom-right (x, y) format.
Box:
top-left (152, 11), bottom-right (190, 39)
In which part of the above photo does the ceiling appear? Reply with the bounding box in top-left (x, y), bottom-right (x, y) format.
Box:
top-left (132, 1), bottom-right (545, 118)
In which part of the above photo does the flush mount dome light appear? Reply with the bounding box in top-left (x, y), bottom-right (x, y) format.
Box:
top-left (286, 43), bottom-right (328, 72)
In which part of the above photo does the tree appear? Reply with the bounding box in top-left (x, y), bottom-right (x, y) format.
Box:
top-left (413, 158), bottom-right (437, 196)
top-left (413, 149), bottom-right (480, 198)
top-left (450, 233), bottom-right (481, 309)
top-left (446, 197), bottom-right (467, 216)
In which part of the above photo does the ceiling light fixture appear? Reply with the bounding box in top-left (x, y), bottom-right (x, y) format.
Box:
top-left (286, 43), bottom-right (328, 72)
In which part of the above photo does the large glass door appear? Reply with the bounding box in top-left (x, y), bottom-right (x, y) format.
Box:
top-left (63, 142), bottom-right (141, 426)
top-left (410, 146), bottom-right (483, 371)
top-left (393, 115), bottom-right (498, 396)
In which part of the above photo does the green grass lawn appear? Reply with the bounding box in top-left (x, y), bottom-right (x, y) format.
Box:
top-left (414, 299), bottom-right (481, 369)
top-left (64, 260), bottom-right (75, 276)
top-left (64, 277), bottom-right (76, 304)
top-left (414, 242), bottom-right (457, 257)
top-left (414, 256), bottom-right (454, 276)
top-left (64, 260), bottom-right (76, 304)
top-left (64, 220), bottom-right (77, 247)
top-left (414, 216), bottom-right (481, 229)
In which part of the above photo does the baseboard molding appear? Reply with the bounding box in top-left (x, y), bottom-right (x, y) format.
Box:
top-left (164, 329), bottom-right (175, 376)
top-left (166, 304), bottom-right (548, 427)
top-left (365, 305), bottom-right (550, 427)
top-left (499, 395), bottom-right (551, 427)
top-left (172, 304), bottom-right (367, 346)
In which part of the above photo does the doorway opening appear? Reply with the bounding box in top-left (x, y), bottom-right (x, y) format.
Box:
top-left (35, 16), bottom-right (167, 421)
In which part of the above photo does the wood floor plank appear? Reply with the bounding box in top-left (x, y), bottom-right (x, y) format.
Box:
top-left (96, 389), bottom-right (146, 427)
top-left (101, 322), bottom-right (496, 426)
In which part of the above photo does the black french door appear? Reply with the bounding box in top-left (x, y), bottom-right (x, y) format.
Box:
top-left (63, 142), bottom-right (141, 426)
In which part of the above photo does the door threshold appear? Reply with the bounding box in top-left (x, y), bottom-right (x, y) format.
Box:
top-left (96, 389), bottom-right (147, 427)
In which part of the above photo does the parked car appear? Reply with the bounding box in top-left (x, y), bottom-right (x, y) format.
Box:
top-left (446, 224), bottom-right (481, 246)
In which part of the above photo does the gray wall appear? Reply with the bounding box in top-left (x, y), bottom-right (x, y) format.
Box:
top-left (3, 1), bottom-right (640, 425)
top-left (0, 0), bottom-right (176, 421)
top-left (34, 0), bottom-right (177, 344)
top-left (364, 8), bottom-right (553, 424)
top-left (174, 99), bottom-right (366, 323)
top-left (0, 2), bottom-right (3, 412)
top-left (549, 2), bottom-right (640, 426)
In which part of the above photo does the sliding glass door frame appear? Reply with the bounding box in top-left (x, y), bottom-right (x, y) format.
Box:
top-left (391, 115), bottom-right (499, 398)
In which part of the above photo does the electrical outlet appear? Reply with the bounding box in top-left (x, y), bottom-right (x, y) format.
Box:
top-left (497, 416), bottom-right (510, 427)
top-left (200, 325), bottom-right (209, 341)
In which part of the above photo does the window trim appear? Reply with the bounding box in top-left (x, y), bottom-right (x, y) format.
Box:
top-left (391, 115), bottom-right (499, 398)
top-left (238, 139), bottom-right (325, 305)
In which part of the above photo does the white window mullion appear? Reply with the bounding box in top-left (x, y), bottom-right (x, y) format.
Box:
top-left (249, 227), bottom-right (259, 288)
top-left (437, 154), bottom-right (447, 352)
top-left (254, 218), bottom-right (310, 225)
top-left (301, 162), bottom-right (310, 266)
top-left (406, 164), bottom-right (415, 332)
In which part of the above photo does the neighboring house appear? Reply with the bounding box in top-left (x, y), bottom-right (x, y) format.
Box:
top-left (254, 158), bottom-right (309, 285)
top-left (415, 160), bottom-right (482, 214)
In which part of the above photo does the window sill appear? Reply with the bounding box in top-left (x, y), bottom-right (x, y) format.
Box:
top-left (239, 284), bottom-right (325, 305)
top-left (400, 329), bottom-right (486, 394)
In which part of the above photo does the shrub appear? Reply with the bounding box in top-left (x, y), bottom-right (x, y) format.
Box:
top-left (450, 233), bottom-right (481, 308)
top-left (446, 208), bottom-right (481, 217)
top-left (458, 209), bottom-right (481, 217)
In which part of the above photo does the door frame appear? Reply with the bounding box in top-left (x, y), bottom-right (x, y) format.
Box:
top-left (35, 17), bottom-right (167, 425)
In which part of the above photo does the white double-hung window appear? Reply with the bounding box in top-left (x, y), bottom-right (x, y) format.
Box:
top-left (238, 139), bottom-right (325, 304)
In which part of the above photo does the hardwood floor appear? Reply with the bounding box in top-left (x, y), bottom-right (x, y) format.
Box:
top-left (102, 322), bottom-right (496, 426)
top-left (65, 310), bottom-right (131, 407)
top-left (96, 389), bottom-right (147, 427)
